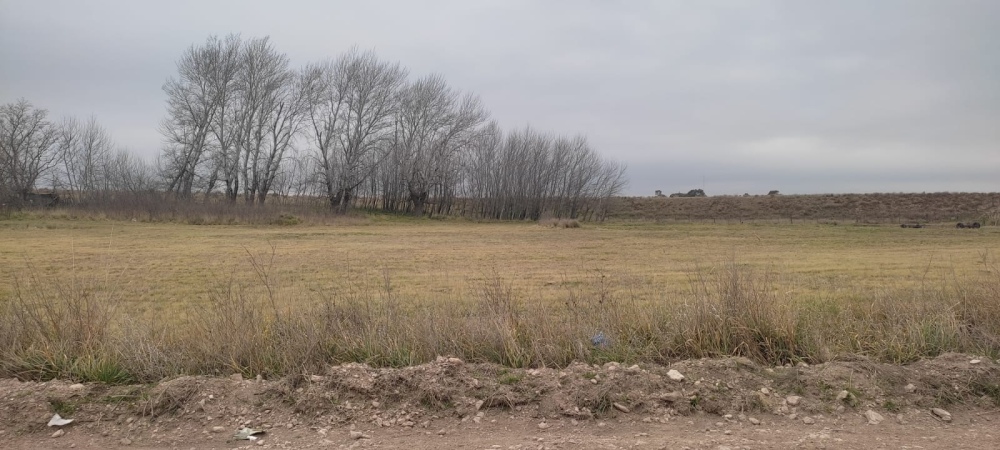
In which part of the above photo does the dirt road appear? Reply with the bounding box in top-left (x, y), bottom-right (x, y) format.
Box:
top-left (3, 354), bottom-right (998, 449)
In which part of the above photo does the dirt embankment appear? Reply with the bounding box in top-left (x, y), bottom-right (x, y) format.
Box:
top-left (2, 353), bottom-right (998, 449)
top-left (610, 192), bottom-right (1000, 223)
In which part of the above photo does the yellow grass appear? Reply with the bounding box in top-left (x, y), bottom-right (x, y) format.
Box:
top-left (1, 217), bottom-right (996, 318)
top-left (2, 215), bottom-right (998, 380)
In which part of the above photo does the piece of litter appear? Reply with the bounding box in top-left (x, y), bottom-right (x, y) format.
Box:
top-left (233, 427), bottom-right (266, 440)
top-left (48, 414), bottom-right (74, 427)
top-left (590, 332), bottom-right (610, 348)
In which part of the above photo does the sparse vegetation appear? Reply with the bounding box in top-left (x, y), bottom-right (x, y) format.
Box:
top-left (0, 217), bottom-right (997, 383)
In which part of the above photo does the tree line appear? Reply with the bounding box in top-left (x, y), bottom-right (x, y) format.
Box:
top-left (2, 35), bottom-right (627, 220)
top-left (0, 100), bottom-right (157, 207)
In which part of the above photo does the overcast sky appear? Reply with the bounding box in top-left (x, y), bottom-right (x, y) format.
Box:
top-left (1, 0), bottom-right (997, 195)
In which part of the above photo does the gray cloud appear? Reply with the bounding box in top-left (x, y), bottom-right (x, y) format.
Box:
top-left (1, 0), bottom-right (997, 195)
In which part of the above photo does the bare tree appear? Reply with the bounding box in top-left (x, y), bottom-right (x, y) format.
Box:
top-left (392, 74), bottom-right (487, 216)
top-left (0, 99), bottom-right (59, 203)
top-left (302, 48), bottom-right (407, 212)
top-left (230, 36), bottom-right (302, 204)
top-left (160, 35), bottom-right (241, 199)
top-left (107, 149), bottom-right (156, 193)
top-left (57, 116), bottom-right (115, 201)
top-left (204, 35), bottom-right (243, 201)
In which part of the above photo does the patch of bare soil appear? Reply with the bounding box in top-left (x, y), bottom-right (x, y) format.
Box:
top-left (2, 353), bottom-right (998, 449)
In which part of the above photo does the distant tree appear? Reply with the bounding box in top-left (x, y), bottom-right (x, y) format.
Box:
top-left (768, 190), bottom-right (780, 196)
top-left (0, 99), bottom-right (59, 202)
top-left (56, 116), bottom-right (114, 201)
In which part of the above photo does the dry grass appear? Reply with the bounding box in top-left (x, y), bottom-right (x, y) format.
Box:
top-left (2, 217), bottom-right (995, 315)
top-left (0, 215), bottom-right (998, 382)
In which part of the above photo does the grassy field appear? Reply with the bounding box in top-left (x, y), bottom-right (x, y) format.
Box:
top-left (1, 214), bottom-right (998, 381)
top-left (2, 217), bottom-right (995, 311)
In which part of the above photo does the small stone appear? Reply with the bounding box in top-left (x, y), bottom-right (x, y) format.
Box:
top-left (903, 384), bottom-right (916, 393)
top-left (613, 402), bottom-right (630, 413)
top-left (931, 408), bottom-right (952, 422)
top-left (69, 383), bottom-right (85, 391)
top-left (436, 429), bottom-right (447, 435)
top-left (749, 417), bottom-right (761, 425)
top-left (667, 369), bottom-right (685, 381)
top-left (864, 409), bottom-right (884, 425)
top-left (836, 390), bottom-right (851, 401)
top-left (785, 395), bottom-right (801, 406)
top-left (371, 401), bottom-right (380, 408)
top-left (590, 378), bottom-right (598, 384)
top-left (597, 422), bottom-right (607, 427)
top-left (51, 429), bottom-right (65, 438)
top-left (119, 438), bottom-right (132, 446)
top-left (349, 430), bottom-right (367, 439)
top-left (760, 387), bottom-right (770, 395)
top-left (724, 430), bottom-right (732, 435)
top-left (788, 413), bottom-right (798, 420)
top-left (970, 359), bottom-right (981, 364)
top-left (802, 416), bottom-right (815, 425)
top-left (211, 426), bottom-right (225, 433)
top-left (538, 422), bottom-right (550, 429)
top-left (309, 375), bottom-right (324, 382)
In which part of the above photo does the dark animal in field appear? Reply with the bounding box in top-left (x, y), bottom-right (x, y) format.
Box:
top-left (900, 223), bottom-right (923, 229)
top-left (956, 222), bottom-right (981, 229)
